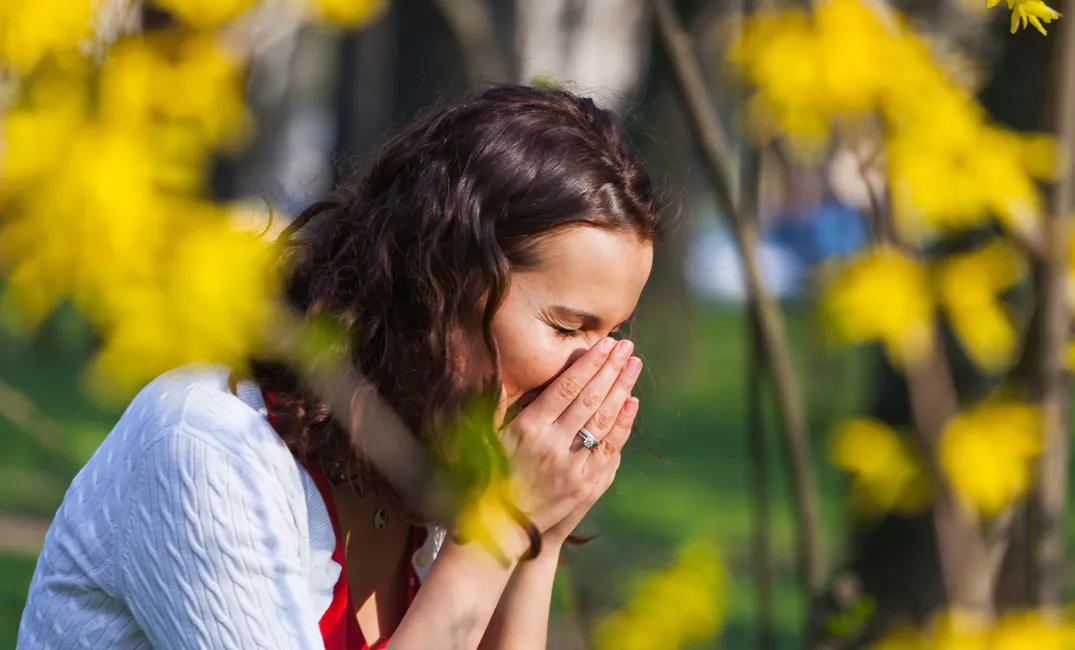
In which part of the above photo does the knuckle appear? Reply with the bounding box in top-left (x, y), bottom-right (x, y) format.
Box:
top-left (580, 391), bottom-right (602, 410)
top-left (592, 409), bottom-right (614, 431)
top-left (569, 484), bottom-right (588, 501)
top-left (558, 377), bottom-right (583, 400)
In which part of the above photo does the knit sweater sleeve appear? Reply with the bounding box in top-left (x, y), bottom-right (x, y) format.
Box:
top-left (119, 420), bottom-right (325, 650)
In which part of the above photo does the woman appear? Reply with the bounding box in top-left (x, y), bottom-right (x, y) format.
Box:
top-left (18, 85), bottom-right (660, 650)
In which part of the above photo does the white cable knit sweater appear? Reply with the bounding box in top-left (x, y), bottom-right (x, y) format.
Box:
top-left (16, 366), bottom-right (443, 650)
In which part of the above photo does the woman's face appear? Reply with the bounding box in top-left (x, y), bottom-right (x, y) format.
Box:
top-left (481, 226), bottom-right (653, 413)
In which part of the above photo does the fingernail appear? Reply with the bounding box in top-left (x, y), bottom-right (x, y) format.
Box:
top-left (600, 337), bottom-right (616, 353)
top-left (625, 357), bottom-right (642, 377)
top-left (616, 339), bottom-right (634, 357)
top-left (624, 398), bottom-right (639, 415)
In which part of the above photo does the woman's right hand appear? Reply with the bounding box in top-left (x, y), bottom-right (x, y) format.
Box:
top-left (497, 336), bottom-right (640, 537)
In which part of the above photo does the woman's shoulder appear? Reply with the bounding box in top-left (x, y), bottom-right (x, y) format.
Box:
top-left (113, 364), bottom-right (291, 462)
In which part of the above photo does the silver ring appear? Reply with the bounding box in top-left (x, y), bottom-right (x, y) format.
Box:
top-left (577, 427), bottom-right (599, 450)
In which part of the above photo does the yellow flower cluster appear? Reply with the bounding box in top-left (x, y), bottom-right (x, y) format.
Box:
top-left (873, 608), bottom-right (1073, 649)
top-left (730, 0), bottom-right (1055, 242)
top-left (0, 0), bottom-right (95, 73)
top-left (819, 246), bottom-right (934, 365)
top-left (310, 0), bottom-right (389, 28)
top-left (933, 241), bottom-right (1026, 373)
top-left (821, 242), bottom-right (1027, 372)
top-left (592, 539), bottom-right (726, 650)
top-left (939, 402), bottom-right (1042, 518)
top-left (988, 0), bottom-right (1062, 35)
top-left (830, 400), bottom-right (1040, 520)
top-left (0, 0), bottom-right (392, 399)
top-left (151, 0), bottom-right (261, 29)
top-left (0, 34), bottom-right (277, 402)
top-left (830, 419), bottom-right (932, 517)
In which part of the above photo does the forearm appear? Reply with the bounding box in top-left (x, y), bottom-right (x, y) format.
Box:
top-left (388, 519), bottom-right (530, 650)
top-left (478, 543), bottom-right (561, 650)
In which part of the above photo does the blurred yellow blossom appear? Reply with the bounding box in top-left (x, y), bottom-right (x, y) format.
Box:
top-left (928, 609), bottom-right (990, 650)
top-left (88, 213), bottom-right (282, 402)
top-left (871, 625), bottom-right (927, 650)
top-left (592, 539), bottom-right (725, 650)
top-left (886, 87), bottom-right (1051, 241)
top-left (990, 610), bottom-right (1068, 650)
top-left (0, 125), bottom-right (175, 332)
top-left (831, 419), bottom-right (932, 517)
top-left (988, 0), bottom-right (1062, 34)
top-left (872, 609), bottom-right (1072, 650)
top-left (310, 0), bottom-right (389, 28)
top-left (934, 241), bottom-right (1027, 372)
top-left (939, 401), bottom-right (1042, 518)
top-left (0, 67), bottom-right (89, 198)
top-left (820, 247), bottom-right (934, 365)
top-left (730, 0), bottom-right (959, 149)
top-left (0, 0), bottom-right (95, 72)
top-left (152, 0), bottom-right (260, 28)
top-left (100, 34), bottom-right (249, 149)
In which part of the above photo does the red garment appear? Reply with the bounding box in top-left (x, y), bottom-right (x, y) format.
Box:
top-left (305, 466), bottom-right (424, 650)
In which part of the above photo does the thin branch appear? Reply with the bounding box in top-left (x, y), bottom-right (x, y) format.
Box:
top-left (903, 329), bottom-right (993, 614)
top-left (1030, 2), bottom-right (1075, 607)
top-left (648, 0), bottom-right (827, 608)
top-left (748, 304), bottom-right (776, 650)
top-left (431, 0), bottom-right (510, 88)
top-left (0, 378), bottom-right (63, 452)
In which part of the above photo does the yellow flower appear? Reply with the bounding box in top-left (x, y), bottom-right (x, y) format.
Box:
top-left (100, 34), bottom-right (249, 149)
top-left (870, 625), bottom-right (927, 650)
top-left (0, 125), bottom-right (173, 333)
top-left (990, 610), bottom-right (1067, 650)
top-left (887, 87), bottom-right (1051, 241)
top-left (928, 609), bottom-right (990, 650)
top-left (592, 539), bottom-right (725, 650)
top-left (831, 419), bottom-right (932, 517)
top-left (988, 0), bottom-right (1062, 34)
top-left (934, 241), bottom-right (1027, 372)
top-left (0, 0), bottom-right (95, 72)
top-left (151, 0), bottom-right (260, 29)
top-left (939, 401), bottom-right (1042, 518)
top-left (820, 247), bottom-right (934, 365)
top-left (0, 66), bottom-right (89, 198)
top-left (729, 0), bottom-right (956, 150)
top-left (88, 212), bottom-right (282, 402)
top-left (310, 0), bottom-right (389, 28)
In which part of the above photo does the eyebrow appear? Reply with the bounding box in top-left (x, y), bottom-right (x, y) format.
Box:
top-left (549, 305), bottom-right (633, 331)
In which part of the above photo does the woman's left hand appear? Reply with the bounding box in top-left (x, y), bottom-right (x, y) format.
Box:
top-left (541, 356), bottom-right (642, 550)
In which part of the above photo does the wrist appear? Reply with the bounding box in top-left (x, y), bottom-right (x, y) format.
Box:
top-left (454, 493), bottom-right (533, 564)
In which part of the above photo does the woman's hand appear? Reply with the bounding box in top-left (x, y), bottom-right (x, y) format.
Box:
top-left (497, 337), bottom-right (641, 546)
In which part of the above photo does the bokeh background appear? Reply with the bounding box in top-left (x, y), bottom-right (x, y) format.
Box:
top-left (2, 0), bottom-right (1073, 648)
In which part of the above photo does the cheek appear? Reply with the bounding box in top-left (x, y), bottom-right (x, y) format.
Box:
top-left (493, 325), bottom-right (583, 402)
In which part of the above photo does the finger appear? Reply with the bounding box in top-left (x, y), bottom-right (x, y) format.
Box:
top-left (578, 356), bottom-right (642, 443)
top-left (596, 396), bottom-right (638, 456)
top-left (555, 339), bottom-right (635, 434)
top-left (524, 336), bottom-right (617, 422)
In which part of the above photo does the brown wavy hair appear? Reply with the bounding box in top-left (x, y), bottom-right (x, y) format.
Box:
top-left (251, 85), bottom-right (661, 515)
